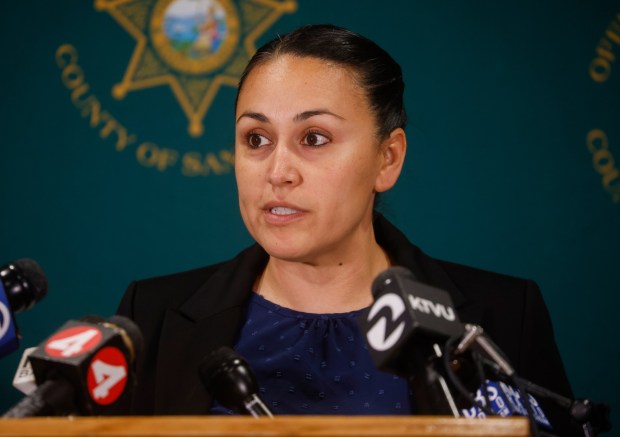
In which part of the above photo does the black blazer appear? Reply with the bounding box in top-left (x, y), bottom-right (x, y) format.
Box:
top-left (118, 214), bottom-right (578, 434)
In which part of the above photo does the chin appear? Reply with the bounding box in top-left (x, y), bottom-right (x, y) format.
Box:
top-left (256, 235), bottom-right (316, 262)
top-left (261, 243), bottom-right (307, 262)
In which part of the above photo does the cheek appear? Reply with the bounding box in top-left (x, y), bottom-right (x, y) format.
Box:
top-left (235, 160), bottom-right (255, 207)
top-left (235, 174), bottom-right (256, 233)
top-left (335, 151), bottom-right (379, 188)
top-left (317, 161), bottom-right (375, 208)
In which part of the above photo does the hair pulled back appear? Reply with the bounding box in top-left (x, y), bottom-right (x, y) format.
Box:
top-left (236, 24), bottom-right (407, 139)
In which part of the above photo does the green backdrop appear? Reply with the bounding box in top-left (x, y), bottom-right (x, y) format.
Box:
top-left (1, 0), bottom-right (618, 430)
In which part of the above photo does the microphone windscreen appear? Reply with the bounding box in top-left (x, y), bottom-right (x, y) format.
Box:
top-left (14, 259), bottom-right (48, 300)
top-left (79, 315), bottom-right (106, 324)
top-left (106, 315), bottom-right (144, 363)
top-left (199, 346), bottom-right (259, 412)
top-left (200, 346), bottom-right (240, 384)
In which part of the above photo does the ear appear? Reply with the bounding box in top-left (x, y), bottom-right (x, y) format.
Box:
top-left (375, 128), bottom-right (407, 193)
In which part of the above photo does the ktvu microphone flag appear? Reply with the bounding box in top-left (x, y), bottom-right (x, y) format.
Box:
top-left (0, 0), bottom-right (618, 428)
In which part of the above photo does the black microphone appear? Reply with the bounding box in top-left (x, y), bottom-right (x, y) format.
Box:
top-left (358, 266), bottom-right (464, 415)
top-left (0, 259), bottom-right (48, 358)
top-left (359, 267), bottom-right (560, 437)
top-left (199, 346), bottom-right (273, 417)
top-left (10, 317), bottom-right (111, 396)
top-left (3, 315), bottom-right (143, 417)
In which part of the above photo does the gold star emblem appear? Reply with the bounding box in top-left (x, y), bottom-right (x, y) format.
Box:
top-left (95, 0), bottom-right (297, 137)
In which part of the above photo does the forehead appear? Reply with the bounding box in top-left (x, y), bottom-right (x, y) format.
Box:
top-left (236, 55), bottom-right (370, 117)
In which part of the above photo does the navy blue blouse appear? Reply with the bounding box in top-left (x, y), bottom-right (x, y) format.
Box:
top-left (209, 292), bottom-right (413, 415)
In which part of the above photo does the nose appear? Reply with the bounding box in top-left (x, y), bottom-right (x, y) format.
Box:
top-left (267, 144), bottom-right (302, 188)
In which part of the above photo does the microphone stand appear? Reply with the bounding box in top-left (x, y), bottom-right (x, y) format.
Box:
top-left (404, 339), bottom-right (462, 417)
top-left (452, 324), bottom-right (611, 437)
top-left (514, 376), bottom-right (611, 437)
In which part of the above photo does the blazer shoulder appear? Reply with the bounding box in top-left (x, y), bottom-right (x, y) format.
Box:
top-left (117, 244), bottom-right (266, 320)
top-left (435, 258), bottom-right (534, 303)
top-left (133, 263), bottom-right (224, 302)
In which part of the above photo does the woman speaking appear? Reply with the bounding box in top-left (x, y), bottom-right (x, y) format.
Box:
top-left (118, 24), bottom-right (578, 435)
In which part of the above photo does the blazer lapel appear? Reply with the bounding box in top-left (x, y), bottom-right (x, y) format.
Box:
top-left (408, 242), bottom-right (486, 326)
top-left (374, 214), bottom-right (486, 326)
top-left (154, 308), bottom-right (244, 413)
top-left (153, 245), bottom-right (268, 413)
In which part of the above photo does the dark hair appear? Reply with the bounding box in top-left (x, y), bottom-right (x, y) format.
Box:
top-left (236, 24), bottom-right (407, 139)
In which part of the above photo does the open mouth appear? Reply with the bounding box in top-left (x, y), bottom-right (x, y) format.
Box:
top-left (270, 207), bottom-right (300, 215)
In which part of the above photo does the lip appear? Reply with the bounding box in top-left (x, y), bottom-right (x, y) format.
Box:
top-left (262, 202), bottom-right (307, 224)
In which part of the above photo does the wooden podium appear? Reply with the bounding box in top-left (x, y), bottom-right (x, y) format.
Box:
top-left (0, 416), bottom-right (529, 436)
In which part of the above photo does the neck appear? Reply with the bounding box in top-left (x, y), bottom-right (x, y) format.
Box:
top-left (255, 239), bottom-right (390, 314)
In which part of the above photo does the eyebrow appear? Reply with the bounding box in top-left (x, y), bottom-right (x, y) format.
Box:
top-left (236, 109), bottom-right (345, 124)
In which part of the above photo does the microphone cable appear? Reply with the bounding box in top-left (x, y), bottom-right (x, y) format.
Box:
top-left (442, 334), bottom-right (543, 437)
top-left (442, 334), bottom-right (494, 417)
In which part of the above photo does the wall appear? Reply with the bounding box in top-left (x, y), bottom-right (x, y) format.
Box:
top-left (1, 0), bottom-right (617, 430)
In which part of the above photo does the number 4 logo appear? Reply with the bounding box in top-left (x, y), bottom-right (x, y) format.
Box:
top-left (87, 346), bottom-right (128, 405)
top-left (45, 326), bottom-right (103, 358)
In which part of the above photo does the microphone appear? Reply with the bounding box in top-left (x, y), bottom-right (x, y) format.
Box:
top-left (448, 323), bottom-right (554, 436)
top-left (359, 268), bottom-right (555, 437)
top-left (461, 379), bottom-right (552, 430)
top-left (0, 259), bottom-right (48, 358)
top-left (199, 346), bottom-right (273, 417)
top-left (12, 347), bottom-right (38, 395)
top-left (13, 314), bottom-right (116, 395)
top-left (11, 318), bottom-right (114, 396)
top-left (3, 315), bottom-right (143, 417)
top-left (358, 266), bottom-right (464, 415)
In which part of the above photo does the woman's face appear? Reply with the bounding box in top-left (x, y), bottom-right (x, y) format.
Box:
top-left (235, 55), bottom-right (393, 264)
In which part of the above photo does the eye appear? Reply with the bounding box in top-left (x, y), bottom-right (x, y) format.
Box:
top-left (246, 132), bottom-right (271, 149)
top-left (302, 130), bottom-right (330, 147)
